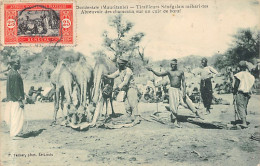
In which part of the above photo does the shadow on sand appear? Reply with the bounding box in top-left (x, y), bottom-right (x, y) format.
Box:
top-left (187, 121), bottom-right (224, 129)
top-left (231, 120), bottom-right (250, 126)
top-left (178, 115), bottom-right (228, 129)
top-left (19, 129), bottom-right (46, 138)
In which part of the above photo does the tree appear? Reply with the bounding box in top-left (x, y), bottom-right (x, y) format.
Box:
top-left (0, 47), bottom-right (19, 65)
top-left (214, 28), bottom-right (259, 70)
top-left (41, 46), bottom-right (83, 66)
top-left (231, 29), bottom-right (259, 62)
top-left (92, 50), bottom-right (107, 60)
top-left (102, 15), bottom-right (145, 62)
top-left (41, 46), bottom-right (63, 66)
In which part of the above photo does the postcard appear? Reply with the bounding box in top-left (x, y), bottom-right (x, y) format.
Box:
top-left (0, 0), bottom-right (259, 165)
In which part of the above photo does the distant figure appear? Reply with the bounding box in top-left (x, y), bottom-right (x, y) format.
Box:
top-left (144, 86), bottom-right (151, 101)
top-left (147, 59), bottom-right (200, 127)
top-left (155, 87), bottom-right (163, 102)
top-left (32, 87), bottom-right (44, 102)
top-left (162, 85), bottom-right (169, 103)
top-left (185, 67), bottom-right (195, 80)
top-left (40, 87), bottom-right (55, 102)
top-left (189, 87), bottom-right (200, 103)
top-left (233, 61), bottom-right (255, 128)
top-left (25, 86), bottom-right (36, 104)
top-left (28, 86), bottom-right (35, 96)
top-left (4, 58), bottom-right (25, 138)
top-left (199, 58), bottom-right (218, 114)
top-left (149, 87), bottom-right (155, 102)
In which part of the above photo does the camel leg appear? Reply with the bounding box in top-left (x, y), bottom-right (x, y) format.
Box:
top-left (76, 84), bottom-right (81, 108)
top-left (110, 96), bottom-right (116, 117)
top-left (80, 82), bottom-right (84, 106)
top-left (105, 98), bottom-right (108, 119)
top-left (91, 97), bottom-right (104, 125)
top-left (64, 83), bottom-right (73, 116)
top-left (87, 82), bottom-right (92, 104)
top-left (83, 82), bottom-right (87, 107)
top-left (60, 87), bottom-right (66, 120)
top-left (52, 88), bottom-right (60, 125)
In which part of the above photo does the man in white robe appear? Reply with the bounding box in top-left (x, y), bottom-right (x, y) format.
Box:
top-left (233, 61), bottom-right (255, 128)
top-left (4, 58), bottom-right (25, 138)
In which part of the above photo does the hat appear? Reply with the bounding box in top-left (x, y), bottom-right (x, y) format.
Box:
top-left (117, 57), bottom-right (128, 64)
top-left (170, 59), bottom-right (177, 64)
top-left (201, 57), bottom-right (208, 62)
top-left (238, 61), bottom-right (247, 67)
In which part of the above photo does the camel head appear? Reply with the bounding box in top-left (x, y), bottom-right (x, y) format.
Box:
top-left (77, 105), bottom-right (86, 123)
top-left (56, 60), bottom-right (66, 68)
top-left (86, 102), bottom-right (95, 122)
top-left (67, 104), bottom-right (77, 116)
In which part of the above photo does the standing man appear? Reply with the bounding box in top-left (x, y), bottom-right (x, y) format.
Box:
top-left (4, 58), bottom-right (25, 138)
top-left (199, 58), bottom-right (218, 114)
top-left (147, 59), bottom-right (200, 127)
top-left (233, 61), bottom-right (255, 128)
top-left (104, 57), bottom-right (140, 122)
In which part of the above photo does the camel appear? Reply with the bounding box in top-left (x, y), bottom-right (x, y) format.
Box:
top-left (50, 61), bottom-right (76, 125)
top-left (72, 57), bottom-right (94, 123)
top-left (73, 57), bottom-right (93, 107)
top-left (91, 56), bottom-right (118, 118)
top-left (73, 56), bottom-right (118, 130)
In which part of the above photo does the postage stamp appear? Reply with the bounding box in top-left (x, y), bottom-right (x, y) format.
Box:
top-left (3, 2), bottom-right (74, 46)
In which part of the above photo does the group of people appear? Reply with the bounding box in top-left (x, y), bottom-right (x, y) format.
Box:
top-left (148, 58), bottom-right (255, 128)
top-left (143, 86), bottom-right (169, 103)
top-left (18, 11), bottom-right (59, 36)
top-left (3, 55), bottom-right (256, 138)
top-left (25, 86), bottom-right (44, 104)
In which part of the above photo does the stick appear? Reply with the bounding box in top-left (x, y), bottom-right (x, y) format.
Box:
top-left (139, 115), bottom-right (153, 122)
top-left (150, 114), bottom-right (166, 124)
top-left (104, 118), bottom-right (141, 129)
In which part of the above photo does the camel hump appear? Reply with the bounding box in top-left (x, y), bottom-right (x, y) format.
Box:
top-left (74, 59), bottom-right (93, 74)
top-left (73, 62), bottom-right (93, 84)
top-left (50, 61), bottom-right (72, 84)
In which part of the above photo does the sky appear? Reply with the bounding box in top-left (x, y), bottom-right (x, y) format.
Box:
top-left (74, 0), bottom-right (259, 61)
top-left (4, 0), bottom-right (258, 61)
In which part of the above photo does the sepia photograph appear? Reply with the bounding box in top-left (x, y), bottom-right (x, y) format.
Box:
top-left (0, 0), bottom-right (259, 165)
top-left (18, 10), bottom-right (60, 36)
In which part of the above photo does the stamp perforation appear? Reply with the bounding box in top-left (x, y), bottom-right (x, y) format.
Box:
top-left (1, 1), bottom-right (75, 46)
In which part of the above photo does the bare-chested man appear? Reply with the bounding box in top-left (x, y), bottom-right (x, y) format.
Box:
top-left (147, 59), bottom-right (200, 127)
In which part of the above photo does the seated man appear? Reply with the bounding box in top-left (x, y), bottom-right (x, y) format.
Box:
top-left (149, 87), bottom-right (155, 102)
top-left (162, 85), bottom-right (169, 103)
top-left (33, 86), bottom-right (44, 102)
top-left (25, 86), bottom-right (36, 104)
top-left (144, 86), bottom-right (150, 99)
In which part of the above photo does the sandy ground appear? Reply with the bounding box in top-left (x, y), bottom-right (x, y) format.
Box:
top-left (0, 81), bottom-right (260, 166)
